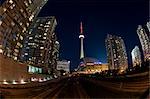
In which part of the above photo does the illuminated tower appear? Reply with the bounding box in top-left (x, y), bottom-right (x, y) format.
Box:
top-left (146, 21), bottom-right (150, 32)
top-left (137, 25), bottom-right (150, 61)
top-left (79, 22), bottom-right (85, 59)
top-left (105, 34), bottom-right (128, 71)
top-left (131, 46), bottom-right (142, 67)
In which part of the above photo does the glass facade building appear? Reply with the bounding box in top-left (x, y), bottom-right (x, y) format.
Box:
top-left (22, 16), bottom-right (58, 67)
top-left (146, 21), bottom-right (150, 32)
top-left (137, 25), bottom-right (150, 61)
top-left (105, 34), bottom-right (128, 71)
top-left (131, 46), bottom-right (141, 67)
top-left (0, 0), bottom-right (48, 61)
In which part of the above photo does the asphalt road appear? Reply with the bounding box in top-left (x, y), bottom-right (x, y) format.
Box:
top-left (43, 76), bottom-right (147, 98)
top-left (1, 76), bottom-right (148, 98)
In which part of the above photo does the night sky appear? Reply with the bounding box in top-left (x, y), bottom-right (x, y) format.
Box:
top-left (38, 0), bottom-right (149, 70)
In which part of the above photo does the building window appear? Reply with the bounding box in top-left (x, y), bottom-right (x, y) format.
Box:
top-left (10, 4), bottom-right (15, 9)
top-left (24, 1), bottom-right (28, 7)
top-left (44, 33), bottom-right (47, 36)
top-left (19, 22), bottom-right (23, 26)
top-left (0, 20), bottom-right (2, 26)
top-left (29, 37), bottom-right (33, 39)
top-left (9, 0), bottom-right (13, 4)
top-left (47, 21), bottom-right (51, 25)
top-left (29, 14), bottom-right (34, 21)
top-left (20, 35), bottom-right (23, 40)
top-left (26, 23), bottom-right (29, 26)
top-left (40, 47), bottom-right (44, 49)
top-left (11, 21), bottom-right (15, 26)
top-left (17, 42), bottom-right (22, 47)
top-left (28, 0), bottom-right (32, 4)
top-left (0, 49), bottom-right (3, 53)
top-left (25, 53), bottom-right (28, 55)
top-left (14, 49), bottom-right (19, 53)
top-left (40, 24), bottom-right (43, 26)
top-left (20, 9), bottom-right (23, 12)
top-left (14, 57), bottom-right (17, 60)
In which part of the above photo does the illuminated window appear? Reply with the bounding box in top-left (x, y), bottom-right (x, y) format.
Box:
top-left (23, 27), bottom-right (26, 31)
top-left (3, 8), bottom-right (6, 12)
top-left (20, 9), bottom-right (23, 12)
top-left (10, 5), bottom-right (13, 9)
top-left (0, 20), bottom-right (2, 26)
top-left (7, 53), bottom-right (10, 57)
top-left (29, 31), bottom-right (32, 34)
top-left (45, 28), bottom-right (49, 32)
top-left (14, 57), bottom-right (17, 60)
top-left (44, 25), bottom-right (49, 28)
top-left (19, 22), bottom-right (23, 26)
top-left (20, 35), bottom-right (23, 40)
top-left (24, 1), bottom-right (28, 6)
top-left (28, 0), bottom-right (32, 4)
top-left (0, 49), bottom-right (3, 53)
top-left (26, 23), bottom-right (29, 26)
top-left (29, 37), bottom-right (33, 39)
top-left (40, 47), bottom-right (44, 49)
top-left (17, 42), bottom-right (22, 47)
top-left (44, 33), bottom-right (47, 36)
top-left (47, 21), bottom-right (51, 25)
top-left (29, 14), bottom-right (34, 21)
top-left (40, 24), bottom-right (43, 26)
top-left (9, 0), bottom-right (13, 4)
top-left (11, 22), bottom-right (15, 26)
top-left (14, 49), bottom-right (19, 52)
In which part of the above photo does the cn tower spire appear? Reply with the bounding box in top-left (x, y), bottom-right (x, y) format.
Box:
top-left (79, 21), bottom-right (85, 59)
top-left (80, 22), bottom-right (83, 34)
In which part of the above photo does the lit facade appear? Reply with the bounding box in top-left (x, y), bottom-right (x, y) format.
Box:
top-left (79, 63), bottom-right (108, 74)
top-left (22, 16), bottom-right (58, 72)
top-left (137, 25), bottom-right (150, 61)
top-left (105, 34), bottom-right (128, 71)
top-left (146, 21), bottom-right (150, 32)
top-left (131, 46), bottom-right (142, 67)
top-left (0, 0), bottom-right (48, 82)
top-left (0, 0), bottom-right (48, 61)
top-left (57, 60), bottom-right (70, 72)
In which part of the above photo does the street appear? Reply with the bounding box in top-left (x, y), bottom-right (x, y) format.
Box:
top-left (1, 73), bottom-right (149, 99)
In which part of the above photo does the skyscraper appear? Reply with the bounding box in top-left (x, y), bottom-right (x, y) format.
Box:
top-left (131, 46), bottom-right (142, 67)
top-left (0, 0), bottom-right (48, 82)
top-left (146, 21), bottom-right (150, 32)
top-left (0, 0), bottom-right (48, 61)
top-left (79, 22), bottom-right (85, 59)
top-left (105, 34), bottom-right (128, 71)
top-left (137, 25), bottom-right (150, 61)
top-left (22, 16), bottom-right (58, 68)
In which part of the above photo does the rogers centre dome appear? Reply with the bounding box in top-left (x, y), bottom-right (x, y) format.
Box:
top-left (83, 57), bottom-right (99, 63)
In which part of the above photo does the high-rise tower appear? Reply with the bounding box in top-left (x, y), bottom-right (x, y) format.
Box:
top-left (79, 22), bottom-right (85, 59)
top-left (131, 46), bottom-right (142, 67)
top-left (137, 25), bottom-right (150, 61)
top-left (105, 34), bottom-right (128, 71)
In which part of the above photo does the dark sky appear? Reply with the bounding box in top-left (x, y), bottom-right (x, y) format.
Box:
top-left (38, 0), bottom-right (149, 70)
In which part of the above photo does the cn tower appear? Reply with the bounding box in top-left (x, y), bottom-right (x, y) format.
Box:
top-left (79, 22), bottom-right (85, 59)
